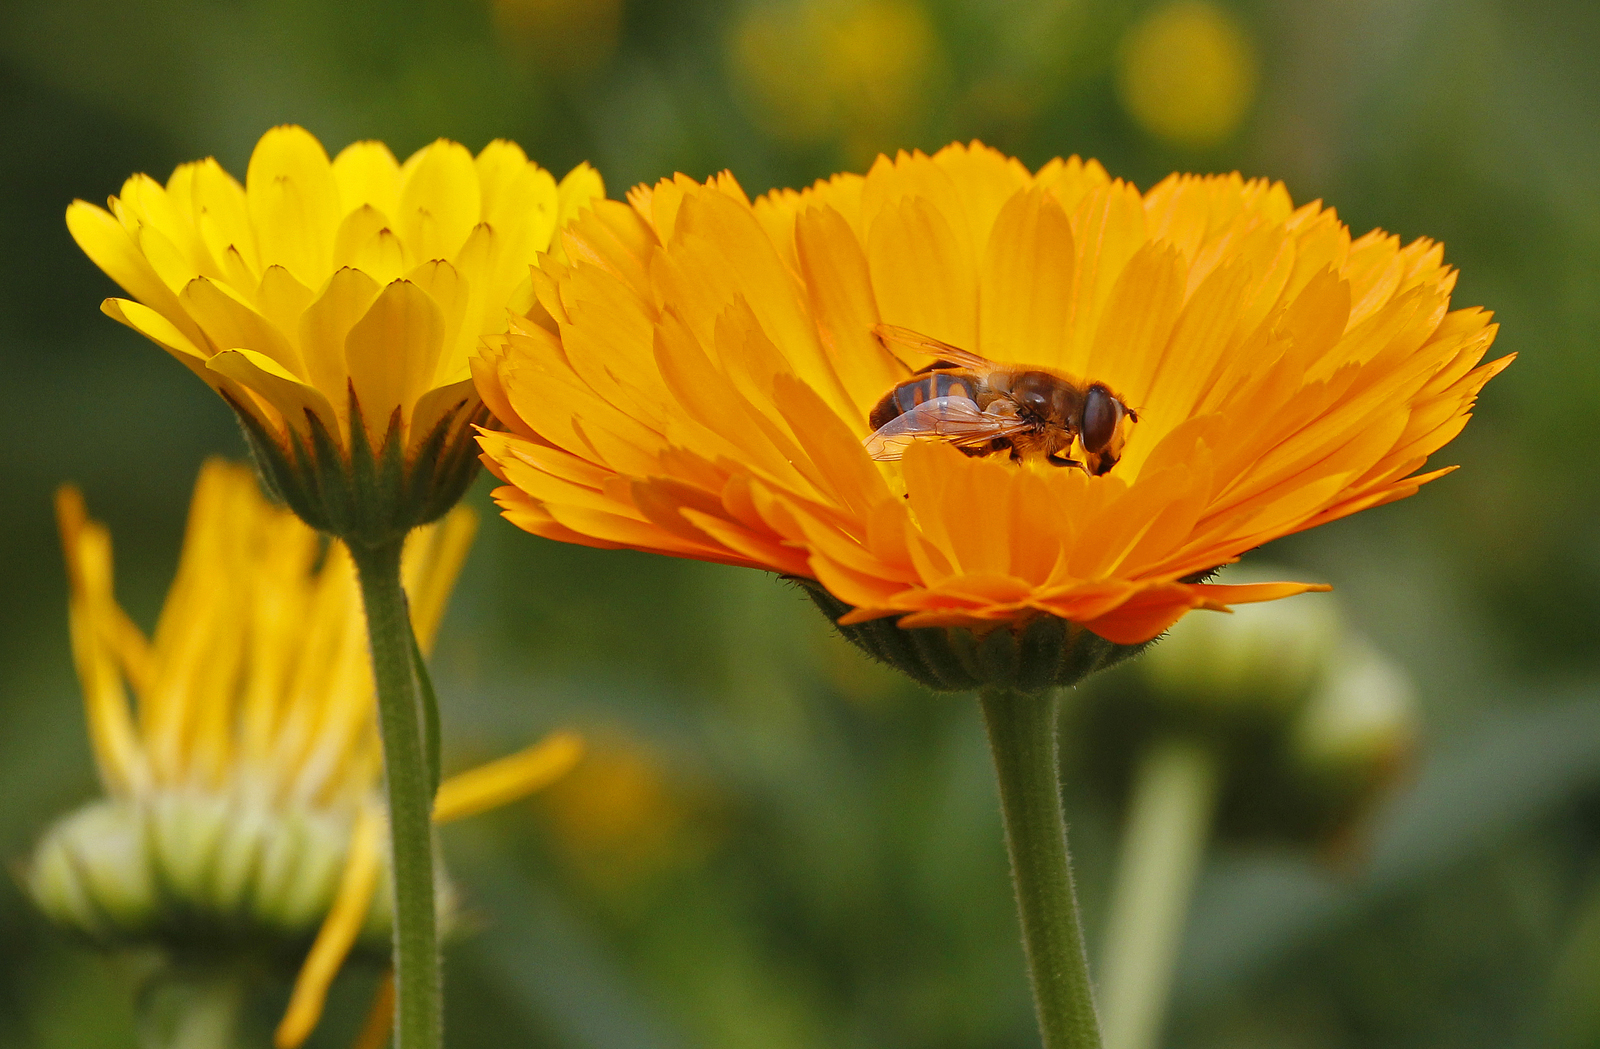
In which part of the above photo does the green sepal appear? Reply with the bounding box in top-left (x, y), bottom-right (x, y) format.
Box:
top-left (797, 580), bottom-right (1151, 694)
top-left (221, 387), bottom-right (485, 549)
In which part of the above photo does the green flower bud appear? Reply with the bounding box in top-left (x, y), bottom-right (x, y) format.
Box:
top-left (25, 792), bottom-right (403, 960)
top-left (1076, 564), bottom-right (1418, 851)
top-left (27, 801), bottom-right (158, 940)
top-left (1138, 575), bottom-right (1343, 715)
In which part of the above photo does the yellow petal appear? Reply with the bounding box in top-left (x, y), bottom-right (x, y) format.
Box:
top-left (404, 259), bottom-right (470, 385)
top-left (298, 267), bottom-right (382, 414)
top-left (332, 205), bottom-right (407, 284)
top-left (476, 139), bottom-right (559, 259)
top-left (332, 140), bottom-right (401, 217)
top-left (180, 276), bottom-right (304, 378)
top-left (794, 203), bottom-right (903, 424)
top-left (274, 805), bottom-right (382, 1049)
top-left (403, 506), bottom-right (479, 650)
top-left (101, 297), bottom-right (211, 375)
top-left (67, 200), bottom-right (210, 352)
top-left (246, 125), bottom-right (338, 287)
top-left (397, 139), bottom-right (481, 263)
top-left (556, 161), bottom-right (606, 233)
top-left (411, 374), bottom-right (479, 455)
top-left (977, 187), bottom-right (1075, 364)
top-left (432, 732), bottom-right (584, 823)
top-left (255, 266), bottom-right (315, 352)
top-left (55, 487), bottom-right (146, 795)
top-left (186, 158), bottom-right (259, 274)
top-left (207, 348), bottom-right (339, 441)
top-left (1062, 181), bottom-right (1147, 373)
top-left (344, 279), bottom-right (446, 446)
top-left (866, 195), bottom-right (977, 353)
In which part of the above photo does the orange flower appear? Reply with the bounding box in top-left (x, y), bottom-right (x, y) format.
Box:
top-left (474, 144), bottom-right (1508, 664)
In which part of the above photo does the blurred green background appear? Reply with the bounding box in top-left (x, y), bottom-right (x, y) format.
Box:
top-left (3, 0), bottom-right (1599, 1046)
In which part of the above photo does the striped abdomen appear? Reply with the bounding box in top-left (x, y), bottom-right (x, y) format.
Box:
top-left (868, 372), bottom-right (980, 431)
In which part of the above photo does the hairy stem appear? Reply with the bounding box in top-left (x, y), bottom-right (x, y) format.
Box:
top-left (350, 539), bottom-right (439, 1049)
top-left (980, 686), bottom-right (1102, 1049)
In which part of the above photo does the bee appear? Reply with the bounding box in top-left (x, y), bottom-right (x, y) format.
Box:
top-left (863, 324), bottom-right (1140, 476)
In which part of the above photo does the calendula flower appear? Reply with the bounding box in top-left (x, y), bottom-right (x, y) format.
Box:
top-left (68, 125), bottom-right (603, 545)
top-left (30, 461), bottom-right (581, 1049)
top-left (474, 143), bottom-right (1508, 690)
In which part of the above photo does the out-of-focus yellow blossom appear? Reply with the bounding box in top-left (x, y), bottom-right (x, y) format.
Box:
top-left (542, 737), bottom-right (710, 894)
top-left (492, 0), bottom-right (623, 74)
top-left (1117, 0), bottom-right (1258, 148)
top-left (29, 461), bottom-right (582, 1049)
top-left (732, 0), bottom-right (937, 157)
top-left (67, 127), bottom-right (604, 543)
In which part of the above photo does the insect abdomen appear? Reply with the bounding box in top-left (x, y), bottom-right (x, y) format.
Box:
top-left (868, 372), bottom-right (978, 431)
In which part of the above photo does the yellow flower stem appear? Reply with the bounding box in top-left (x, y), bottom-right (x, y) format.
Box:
top-left (1098, 737), bottom-right (1218, 1049)
top-left (349, 537), bottom-right (440, 1049)
top-left (135, 963), bottom-right (252, 1049)
top-left (980, 686), bottom-right (1103, 1049)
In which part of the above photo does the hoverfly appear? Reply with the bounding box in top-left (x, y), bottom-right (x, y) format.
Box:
top-left (862, 324), bottom-right (1140, 476)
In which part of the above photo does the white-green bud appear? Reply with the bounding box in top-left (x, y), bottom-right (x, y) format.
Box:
top-left (1139, 571), bottom-right (1343, 714)
top-left (1292, 637), bottom-right (1416, 777)
top-left (24, 792), bottom-right (410, 958)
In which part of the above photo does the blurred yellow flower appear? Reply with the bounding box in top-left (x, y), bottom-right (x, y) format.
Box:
top-left (31, 461), bottom-right (581, 1049)
top-left (473, 144), bottom-right (1508, 687)
top-left (731, 0), bottom-right (937, 156)
top-left (541, 736), bottom-right (712, 893)
top-left (1117, 0), bottom-right (1258, 148)
top-left (68, 126), bottom-right (603, 541)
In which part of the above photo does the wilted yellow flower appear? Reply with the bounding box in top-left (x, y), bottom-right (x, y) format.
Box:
top-left (473, 143), bottom-right (1508, 691)
top-left (30, 461), bottom-right (581, 1048)
top-left (67, 126), bottom-right (603, 544)
top-left (1117, 0), bottom-right (1258, 148)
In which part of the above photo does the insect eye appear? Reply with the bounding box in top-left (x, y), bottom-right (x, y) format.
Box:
top-left (1082, 386), bottom-right (1122, 453)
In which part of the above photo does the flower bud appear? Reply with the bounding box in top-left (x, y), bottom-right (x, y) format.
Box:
top-left (25, 792), bottom-right (417, 960)
top-left (1137, 573), bottom-right (1343, 715)
top-left (27, 801), bottom-right (158, 940)
top-left (1077, 564), bottom-right (1417, 850)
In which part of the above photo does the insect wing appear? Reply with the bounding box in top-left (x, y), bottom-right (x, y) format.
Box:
top-left (863, 396), bottom-right (1031, 461)
top-left (872, 324), bottom-right (996, 372)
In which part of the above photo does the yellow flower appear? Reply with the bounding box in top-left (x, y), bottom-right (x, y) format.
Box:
top-left (67, 126), bottom-right (603, 543)
top-left (730, 0), bottom-right (937, 154)
top-left (30, 460), bottom-right (582, 1048)
top-left (473, 144), bottom-right (1509, 688)
top-left (1117, 0), bottom-right (1258, 148)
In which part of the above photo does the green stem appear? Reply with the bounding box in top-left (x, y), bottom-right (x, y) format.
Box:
top-left (980, 686), bottom-right (1102, 1049)
top-left (1098, 737), bottom-right (1218, 1049)
top-left (135, 963), bottom-right (252, 1049)
top-left (350, 538), bottom-right (440, 1049)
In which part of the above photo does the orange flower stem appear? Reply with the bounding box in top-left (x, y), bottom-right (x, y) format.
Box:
top-left (349, 538), bottom-right (441, 1049)
top-left (980, 686), bottom-right (1103, 1049)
